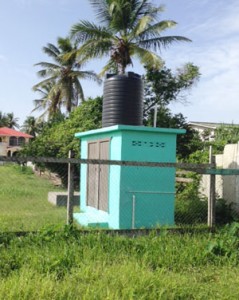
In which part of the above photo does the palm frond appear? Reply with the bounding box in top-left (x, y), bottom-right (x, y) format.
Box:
top-left (32, 99), bottom-right (47, 112)
top-left (33, 88), bottom-right (48, 97)
top-left (129, 15), bottom-right (153, 39)
top-left (108, 0), bottom-right (134, 32)
top-left (57, 37), bottom-right (74, 53)
top-left (74, 79), bottom-right (85, 103)
top-left (34, 62), bottom-right (61, 69)
top-left (36, 69), bottom-right (59, 78)
top-left (139, 35), bottom-right (191, 51)
top-left (71, 21), bottom-right (112, 42)
top-left (77, 39), bottom-right (113, 59)
top-left (33, 77), bottom-right (57, 90)
top-left (98, 59), bottom-right (118, 77)
top-left (89, 0), bottom-right (111, 24)
top-left (42, 43), bottom-right (60, 59)
top-left (70, 70), bottom-right (102, 84)
top-left (131, 1), bottom-right (164, 25)
top-left (133, 45), bottom-right (163, 69)
top-left (136, 20), bottom-right (178, 40)
top-left (61, 49), bottom-right (78, 65)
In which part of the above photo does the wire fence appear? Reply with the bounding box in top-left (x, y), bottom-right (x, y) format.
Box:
top-left (0, 155), bottom-right (238, 232)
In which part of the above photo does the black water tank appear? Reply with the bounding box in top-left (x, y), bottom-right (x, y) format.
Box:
top-left (102, 72), bottom-right (143, 127)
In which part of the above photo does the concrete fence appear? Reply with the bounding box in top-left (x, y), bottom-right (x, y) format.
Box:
top-left (200, 142), bottom-right (239, 212)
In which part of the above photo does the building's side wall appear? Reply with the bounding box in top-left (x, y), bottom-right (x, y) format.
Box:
top-left (119, 131), bottom-right (178, 229)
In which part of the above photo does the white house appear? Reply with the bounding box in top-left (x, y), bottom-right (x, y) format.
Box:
top-left (0, 127), bottom-right (33, 157)
top-left (189, 121), bottom-right (239, 141)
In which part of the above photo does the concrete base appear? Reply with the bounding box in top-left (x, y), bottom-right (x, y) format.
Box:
top-left (74, 209), bottom-right (109, 228)
top-left (48, 192), bottom-right (80, 206)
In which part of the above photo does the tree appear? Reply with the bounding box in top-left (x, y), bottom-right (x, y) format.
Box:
top-left (143, 64), bottom-right (201, 159)
top-left (32, 81), bottom-right (62, 121)
top-left (21, 97), bottom-right (103, 186)
top-left (206, 124), bottom-right (239, 154)
top-left (4, 113), bottom-right (19, 129)
top-left (143, 63), bottom-right (200, 117)
top-left (71, 0), bottom-right (191, 75)
top-left (21, 116), bottom-right (44, 138)
top-left (33, 37), bottom-right (101, 117)
top-left (0, 112), bottom-right (7, 127)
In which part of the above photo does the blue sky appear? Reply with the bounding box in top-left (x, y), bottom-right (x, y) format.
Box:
top-left (0, 0), bottom-right (239, 126)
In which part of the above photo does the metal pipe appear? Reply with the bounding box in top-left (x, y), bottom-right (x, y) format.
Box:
top-left (132, 195), bottom-right (136, 229)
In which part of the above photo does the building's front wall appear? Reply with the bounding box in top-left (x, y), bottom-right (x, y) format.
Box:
top-left (79, 132), bottom-right (122, 228)
top-left (189, 124), bottom-right (216, 141)
top-left (0, 136), bottom-right (31, 156)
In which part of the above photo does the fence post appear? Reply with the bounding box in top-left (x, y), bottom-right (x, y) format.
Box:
top-left (208, 146), bottom-right (216, 227)
top-left (67, 150), bottom-right (74, 225)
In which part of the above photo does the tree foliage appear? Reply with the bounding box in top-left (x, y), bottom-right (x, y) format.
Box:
top-left (71, 0), bottom-right (190, 75)
top-left (0, 111), bottom-right (7, 127)
top-left (203, 124), bottom-right (239, 154)
top-left (32, 81), bottom-right (62, 121)
top-left (22, 97), bottom-right (102, 158)
top-left (21, 97), bottom-right (103, 185)
top-left (143, 63), bottom-right (200, 116)
top-left (21, 116), bottom-right (45, 138)
top-left (143, 64), bottom-right (201, 159)
top-left (33, 37), bottom-right (101, 119)
top-left (0, 112), bottom-right (19, 129)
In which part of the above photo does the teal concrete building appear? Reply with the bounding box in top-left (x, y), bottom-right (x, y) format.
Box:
top-left (74, 125), bottom-right (185, 229)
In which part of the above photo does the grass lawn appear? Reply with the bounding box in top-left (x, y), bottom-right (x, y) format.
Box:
top-left (1, 163), bottom-right (239, 299)
top-left (0, 164), bottom-right (67, 231)
top-left (0, 225), bottom-right (239, 299)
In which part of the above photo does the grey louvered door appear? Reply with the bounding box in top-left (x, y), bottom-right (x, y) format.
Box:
top-left (87, 139), bottom-right (109, 212)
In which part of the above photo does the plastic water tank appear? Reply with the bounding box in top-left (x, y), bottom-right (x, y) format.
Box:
top-left (102, 72), bottom-right (143, 127)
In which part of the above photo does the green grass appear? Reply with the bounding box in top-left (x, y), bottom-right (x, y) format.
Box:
top-left (1, 163), bottom-right (239, 298)
top-left (0, 164), bottom-right (67, 231)
top-left (0, 225), bottom-right (239, 299)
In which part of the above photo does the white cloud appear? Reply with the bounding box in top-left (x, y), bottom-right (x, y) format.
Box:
top-left (162, 0), bottom-right (239, 123)
top-left (186, 0), bottom-right (239, 42)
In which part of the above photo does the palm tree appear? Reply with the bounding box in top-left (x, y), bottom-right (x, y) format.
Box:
top-left (21, 116), bottom-right (43, 137)
top-left (32, 81), bottom-right (62, 121)
top-left (5, 113), bottom-right (19, 129)
top-left (33, 37), bottom-right (101, 116)
top-left (0, 111), bottom-right (7, 127)
top-left (71, 0), bottom-right (191, 75)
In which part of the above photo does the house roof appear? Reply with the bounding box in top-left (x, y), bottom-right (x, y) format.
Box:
top-left (189, 121), bottom-right (239, 130)
top-left (0, 127), bottom-right (33, 138)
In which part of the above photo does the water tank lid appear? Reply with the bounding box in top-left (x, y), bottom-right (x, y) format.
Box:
top-left (105, 72), bottom-right (141, 79)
